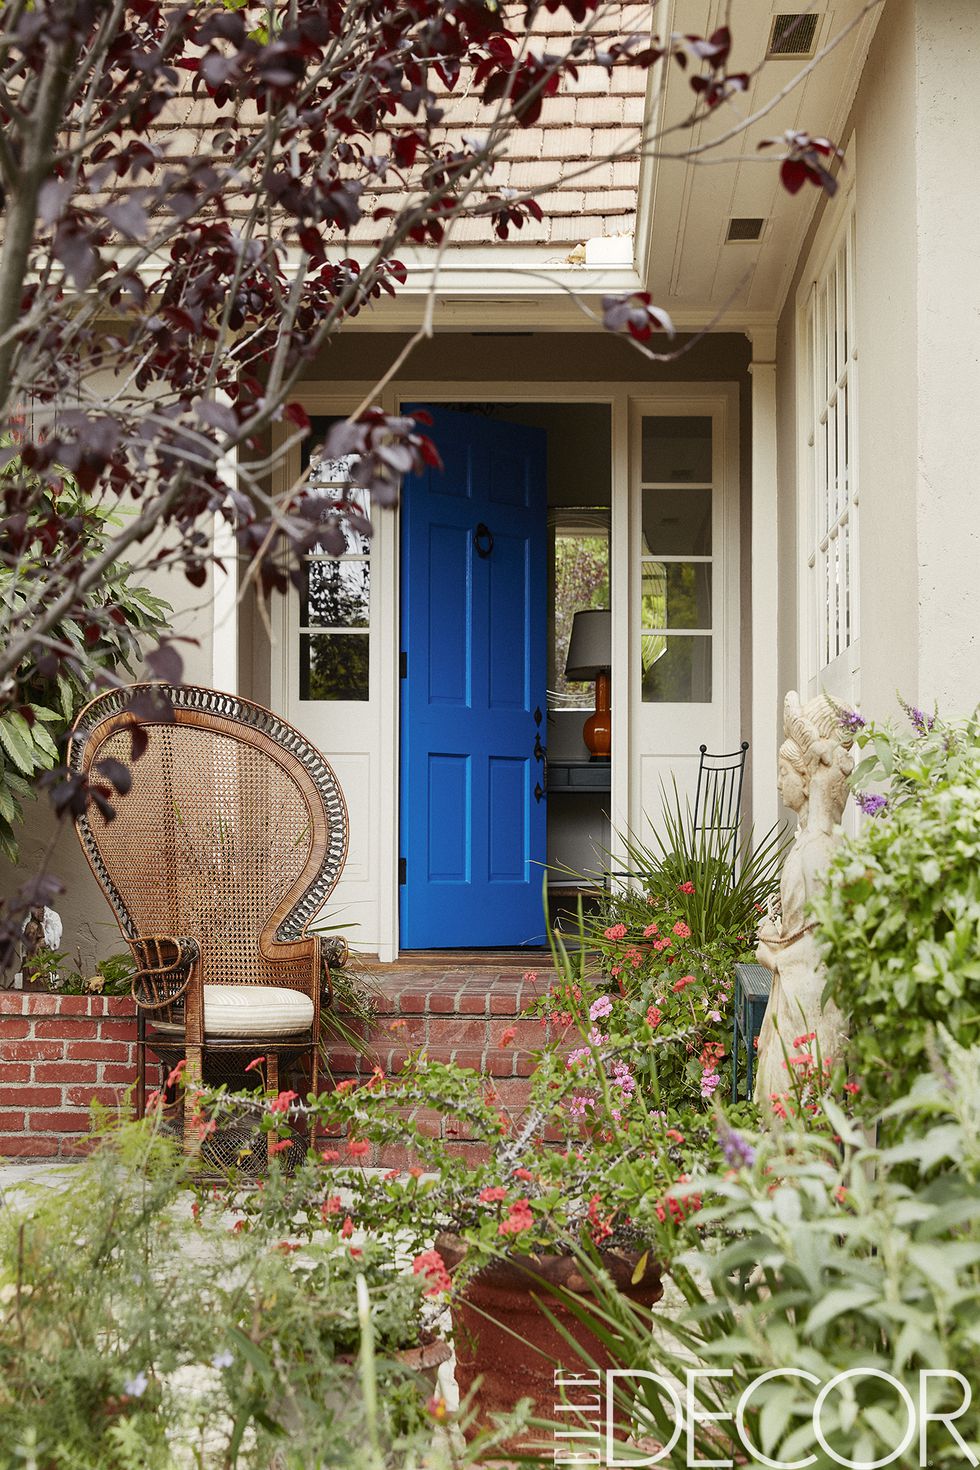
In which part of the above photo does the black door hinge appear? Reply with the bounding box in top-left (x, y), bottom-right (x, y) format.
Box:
top-left (400, 651), bottom-right (407, 678)
top-left (398, 857), bottom-right (406, 884)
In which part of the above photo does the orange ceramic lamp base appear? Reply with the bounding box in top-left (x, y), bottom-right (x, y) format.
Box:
top-left (582, 669), bottom-right (611, 760)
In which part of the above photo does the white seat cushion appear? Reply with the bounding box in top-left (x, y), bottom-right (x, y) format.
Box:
top-left (153, 985), bottom-right (314, 1039)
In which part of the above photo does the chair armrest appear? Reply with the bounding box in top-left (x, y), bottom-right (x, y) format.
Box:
top-left (128, 936), bottom-right (200, 1011)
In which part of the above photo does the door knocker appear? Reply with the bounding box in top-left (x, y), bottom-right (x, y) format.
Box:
top-left (474, 522), bottom-right (494, 559)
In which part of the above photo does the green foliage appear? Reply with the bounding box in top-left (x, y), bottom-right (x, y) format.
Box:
top-left (564, 1034), bottom-right (980, 1468)
top-left (575, 788), bottom-right (788, 1107)
top-left (0, 449), bottom-right (171, 863)
top-left (21, 946), bottom-right (136, 994)
top-left (817, 705), bottom-right (980, 1112)
top-left (0, 1114), bottom-right (458, 1469)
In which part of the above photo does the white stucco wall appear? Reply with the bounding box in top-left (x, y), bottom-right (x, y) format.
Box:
top-left (776, 0), bottom-right (979, 723)
top-left (912, 0), bottom-right (980, 709)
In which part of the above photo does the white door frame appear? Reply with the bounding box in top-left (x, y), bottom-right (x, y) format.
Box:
top-left (273, 379), bottom-right (740, 960)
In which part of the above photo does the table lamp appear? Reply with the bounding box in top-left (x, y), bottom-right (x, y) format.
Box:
top-left (565, 608), bottom-right (611, 760)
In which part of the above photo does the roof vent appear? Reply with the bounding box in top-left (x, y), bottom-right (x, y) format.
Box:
top-left (726, 217), bottom-right (765, 242)
top-left (767, 13), bottom-right (819, 57)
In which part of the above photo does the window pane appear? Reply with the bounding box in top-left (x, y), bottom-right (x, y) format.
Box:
top-left (300, 633), bottom-right (369, 701)
top-left (641, 635), bottom-right (712, 703)
top-left (549, 513), bottom-right (610, 710)
top-left (642, 486), bottom-right (711, 555)
top-left (306, 484), bottom-right (372, 556)
top-left (641, 416), bottom-right (712, 483)
top-left (641, 562), bottom-right (712, 630)
top-left (301, 559), bottom-right (370, 629)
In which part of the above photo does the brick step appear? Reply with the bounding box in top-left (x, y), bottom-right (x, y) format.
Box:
top-left (319, 962), bottom-right (581, 1166)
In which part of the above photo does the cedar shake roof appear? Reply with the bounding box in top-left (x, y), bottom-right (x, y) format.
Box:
top-left (149, 3), bottom-right (650, 257)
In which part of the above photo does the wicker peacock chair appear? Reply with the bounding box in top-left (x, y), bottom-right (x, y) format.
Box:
top-left (68, 683), bottom-right (348, 1161)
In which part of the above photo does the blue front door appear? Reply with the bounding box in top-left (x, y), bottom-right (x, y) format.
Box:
top-left (400, 407), bottom-right (547, 948)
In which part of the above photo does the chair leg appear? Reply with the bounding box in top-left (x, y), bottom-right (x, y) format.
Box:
top-left (267, 1052), bottom-right (280, 1097)
top-left (183, 1045), bottom-right (203, 1153)
top-left (135, 1010), bottom-right (146, 1120)
top-left (308, 1042), bottom-right (320, 1149)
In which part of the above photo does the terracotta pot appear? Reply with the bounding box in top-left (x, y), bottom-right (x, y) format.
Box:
top-left (437, 1233), bottom-right (663, 1446)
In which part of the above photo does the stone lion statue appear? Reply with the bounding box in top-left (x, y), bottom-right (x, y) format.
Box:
top-left (754, 691), bottom-right (854, 1106)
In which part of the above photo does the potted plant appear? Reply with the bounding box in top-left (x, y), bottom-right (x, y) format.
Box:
top-left (199, 957), bottom-right (740, 1445)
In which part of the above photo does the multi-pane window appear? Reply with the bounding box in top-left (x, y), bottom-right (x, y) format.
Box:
top-left (640, 416), bottom-right (713, 703)
top-left (298, 443), bottom-right (371, 702)
top-left (802, 207), bottom-right (858, 679)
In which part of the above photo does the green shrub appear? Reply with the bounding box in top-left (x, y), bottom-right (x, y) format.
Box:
top-left (0, 1114), bottom-right (456, 1469)
top-left (561, 1033), bottom-right (980, 1468)
top-left (0, 450), bottom-right (170, 863)
top-left (816, 705), bottom-right (980, 1111)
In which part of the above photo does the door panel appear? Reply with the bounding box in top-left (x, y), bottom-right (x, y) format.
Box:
top-left (400, 406), bottom-right (547, 948)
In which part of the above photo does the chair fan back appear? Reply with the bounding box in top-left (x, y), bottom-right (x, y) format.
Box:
top-left (69, 686), bottom-right (348, 989)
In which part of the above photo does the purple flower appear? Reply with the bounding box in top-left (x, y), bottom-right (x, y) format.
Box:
top-left (589, 995), bottom-right (613, 1022)
top-left (857, 792), bottom-right (888, 817)
top-left (700, 1072), bottom-right (721, 1099)
top-left (839, 708), bottom-right (866, 733)
top-left (909, 706), bottom-right (935, 735)
top-left (719, 1122), bottom-right (756, 1169)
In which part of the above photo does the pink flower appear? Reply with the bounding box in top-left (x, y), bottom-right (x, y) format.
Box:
top-left (244, 1056), bottom-right (266, 1073)
top-left (643, 923), bottom-right (659, 938)
top-left (708, 1009), bottom-right (722, 1023)
top-left (478, 1186), bottom-right (508, 1204)
top-left (320, 1149), bottom-right (340, 1162)
top-left (522, 970), bottom-right (538, 984)
top-left (677, 881), bottom-right (695, 895)
top-left (589, 995), bottom-right (613, 1021)
top-left (700, 1072), bottom-right (721, 1099)
top-left (340, 1215), bottom-right (355, 1238)
top-left (604, 923), bottom-right (627, 941)
top-left (646, 1005), bottom-right (662, 1029)
top-left (499, 1026), bottom-right (517, 1047)
top-left (653, 938), bottom-right (671, 951)
top-left (568, 1093), bottom-right (594, 1118)
top-left (347, 1139), bottom-right (370, 1157)
top-left (672, 921), bottom-right (691, 939)
top-left (269, 1090), bottom-right (299, 1114)
top-left (512, 1167), bottom-right (535, 1182)
top-left (672, 974), bottom-right (696, 993)
top-left (498, 1198), bottom-right (534, 1236)
top-left (413, 1249), bottom-right (452, 1295)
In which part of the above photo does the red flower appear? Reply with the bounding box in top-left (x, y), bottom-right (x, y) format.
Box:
top-left (498, 1198), bottom-right (534, 1236)
top-left (165, 1058), bottom-right (187, 1090)
top-left (413, 1249), bottom-right (452, 1295)
top-left (268, 1139), bottom-right (292, 1156)
top-left (844, 1081), bottom-right (861, 1095)
top-left (269, 1090), bottom-right (299, 1115)
top-left (499, 1026), bottom-right (517, 1047)
top-left (349, 1246), bottom-right (363, 1259)
top-left (320, 1149), bottom-right (340, 1163)
top-left (244, 1056), bottom-right (266, 1073)
top-left (677, 881), bottom-right (695, 895)
top-left (347, 1139), bottom-right (370, 1157)
top-left (603, 923), bottom-right (627, 941)
top-left (666, 1128), bottom-right (685, 1143)
top-left (320, 1195), bottom-right (342, 1220)
top-left (643, 923), bottom-right (659, 938)
top-left (340, 1215), bottom-right (355, 1238)
top-left (512, 1167), bottom-right (535, 1182)
top-left (672, 974), bottom-right (696, 993)
top-left (646, 1005), bottom-right (662, 1029)
top-left (479, 1186), bottom-right (508, 1204)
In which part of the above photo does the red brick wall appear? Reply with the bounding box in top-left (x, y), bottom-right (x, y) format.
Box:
top-left (0, 993), bottom-right (138, 1157)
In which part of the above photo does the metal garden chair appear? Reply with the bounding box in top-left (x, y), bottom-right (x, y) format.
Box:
top-left (68, 683), bottom-right (348, 1160)
top-left (693, 740), bottom-right (750, 872)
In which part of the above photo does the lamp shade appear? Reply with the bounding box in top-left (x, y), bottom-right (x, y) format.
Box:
top-left (565, 608), bottom-right (611, 680)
